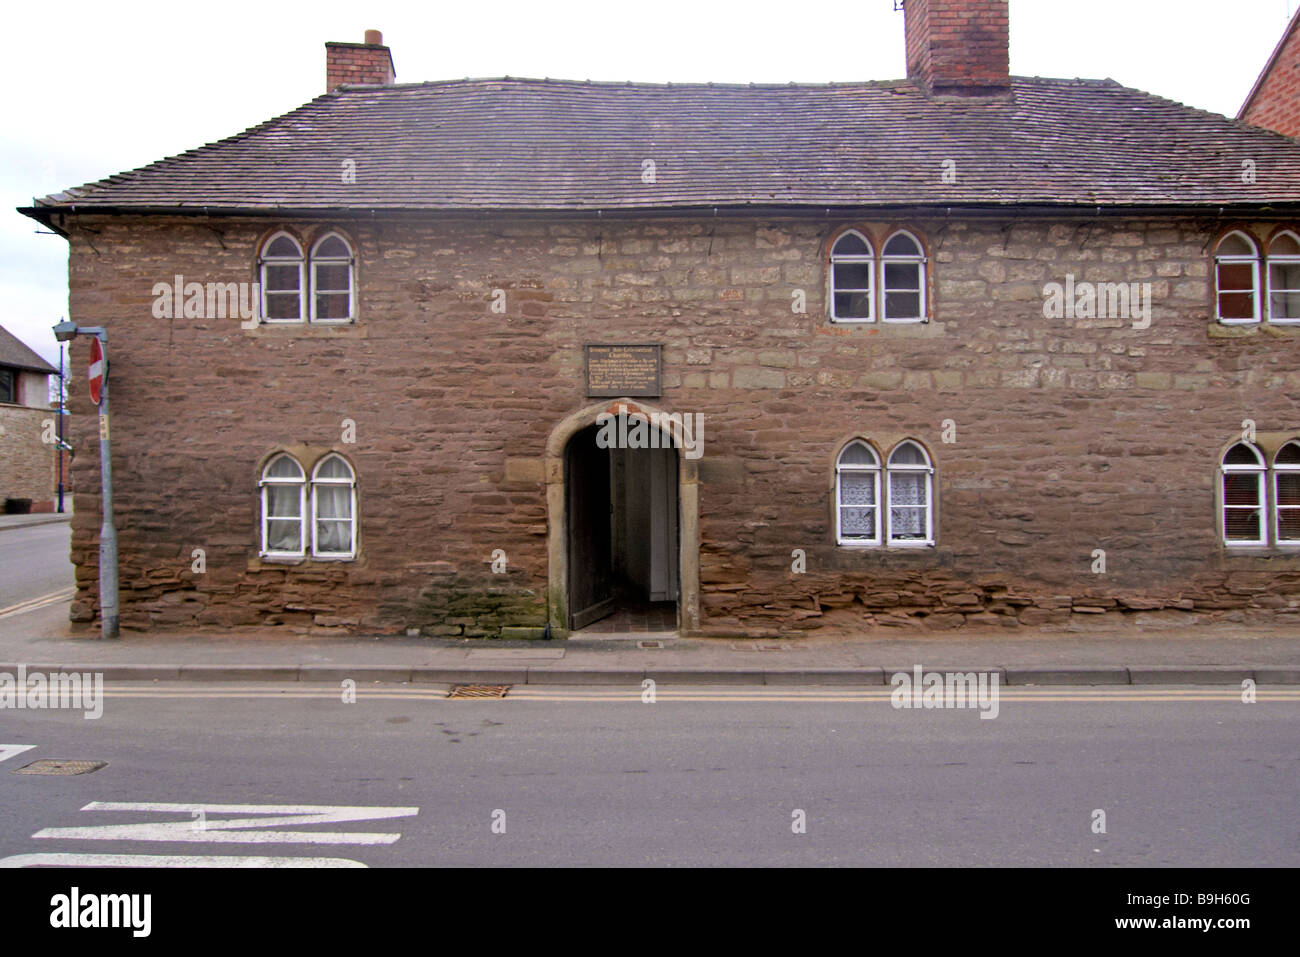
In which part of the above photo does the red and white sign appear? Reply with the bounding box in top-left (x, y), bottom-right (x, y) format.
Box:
top-left (88, 338), bottom-right (104, 405)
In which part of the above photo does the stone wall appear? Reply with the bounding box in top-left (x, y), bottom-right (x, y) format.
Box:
top-left (0, 401), bottom-right (55, 507)
top-left (59, 212), bottom-right (1300, 635)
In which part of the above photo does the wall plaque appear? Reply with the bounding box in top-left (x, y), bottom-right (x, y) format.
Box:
top-left (585, 344), bottom-right (662, 397)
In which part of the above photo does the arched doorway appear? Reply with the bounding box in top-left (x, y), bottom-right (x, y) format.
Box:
top-left (546, 400), bottom-right (700, 637)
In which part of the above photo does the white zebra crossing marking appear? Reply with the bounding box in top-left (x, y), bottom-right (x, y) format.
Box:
top-left (0, 744), bottom-right (37, 764)
top-left (32, 802), bottom-right (419, 846)
top-left (0, 852), bottom-right (366, 868)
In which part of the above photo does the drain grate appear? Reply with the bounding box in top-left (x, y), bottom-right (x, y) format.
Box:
top-left (448, 685), bottom-right (511, 699)
top-left (13, 760), bottom-right (106, 776)
top-left (638, 640), bottom-right (664, 650)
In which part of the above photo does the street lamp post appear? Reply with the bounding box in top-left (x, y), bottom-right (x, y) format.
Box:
top-left (52, 321), bottom-right (118, 640)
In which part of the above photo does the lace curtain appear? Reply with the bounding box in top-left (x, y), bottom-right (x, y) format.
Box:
top-left (890, 473), bottom-right (926, 538)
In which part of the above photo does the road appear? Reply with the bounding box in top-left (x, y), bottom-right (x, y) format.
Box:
top-left (0, 523), bottom-right (72, 610)
top-left (0, 683), bottom-right (1295, 867)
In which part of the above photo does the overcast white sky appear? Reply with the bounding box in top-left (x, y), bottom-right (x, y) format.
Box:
top-left (2, 0), bottom-right (1294, 364)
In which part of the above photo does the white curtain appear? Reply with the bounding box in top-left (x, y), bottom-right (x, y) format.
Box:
top-left (314, 485), bottom-right (353, 552)
top-left (265, 485), bottom-right (302, 551)
top-left (840, 473), bottom-right (876, 536)
top-left (890, 473), bottom-right (926, 537)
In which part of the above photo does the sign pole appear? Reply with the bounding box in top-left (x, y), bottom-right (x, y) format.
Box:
top-left (57, 341), bottom-right (65, 514)
top-left (90, 335), bottom-right (118, 640)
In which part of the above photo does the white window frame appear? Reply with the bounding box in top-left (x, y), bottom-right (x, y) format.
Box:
top-left (1273, 442), bottom-right (1300, 545)
top-left (880, 230), bottom-right (928, 324)
top-left (1266, 231), bottom-right (1300, 325)
top-left (886, 441), bottom-right (935, 546)
top-left (260, 454), bottom-right (307, 558)
top-left (310, 454), bottom-right (358, 559)
top-left (1221, 442), bottom-right (1267, 546)
top-left (829, 231), bottom-right (876, 324)
top-left (835, 441), bottom-right (881, 546)
top-left (309, 232), bottom-right (356, 324)
top-left (258, 231), bottom-right (306, 324)
top-left (1214, 231), bottom-right (1261, 325)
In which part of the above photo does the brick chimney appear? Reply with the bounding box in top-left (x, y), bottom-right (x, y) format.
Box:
top-left (325, 30), bottom-right (396, 92)
top-left (904, 0), bottom-right (1010, 95)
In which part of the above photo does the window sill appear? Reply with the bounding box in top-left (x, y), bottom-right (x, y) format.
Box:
top-left (822, 321), bottom-right (944, 338)
top-left (1216, 546), bottom-right (1300, 568)
top-left (243, 321), bottom-right (366, 339)
top-left (836, 542), bottom-right (937, 550)
top-left (1208, 321), bottom-right (1300, 338)
top-left (829, 544), bottom-right (952, 569)
top-left (249, 554), bottom-right (361, 569)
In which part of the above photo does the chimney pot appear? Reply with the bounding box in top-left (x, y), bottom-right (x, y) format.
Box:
top-left (364, 29), bottom-right (383, 45)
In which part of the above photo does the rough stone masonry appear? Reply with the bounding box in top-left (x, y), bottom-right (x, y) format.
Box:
top-left (56, 212), bottom-right (1300, 637)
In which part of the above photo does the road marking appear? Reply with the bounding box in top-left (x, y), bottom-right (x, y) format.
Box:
top-left (0, 852), bottom-right (366, 868)
top-left (0, 588), bottom-right (75, 620)
top-left (33, 802), bottom-right (419, 846)
top-left (81, 685), bottom-right (1300, 705)
top-left (0, 744), bottom-right (37, 764)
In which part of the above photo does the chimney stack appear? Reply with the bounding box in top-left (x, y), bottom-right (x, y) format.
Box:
top-left (325, 30), bottom-right (396, 92)
top-left (904, 0), bottom-right (1010, 95)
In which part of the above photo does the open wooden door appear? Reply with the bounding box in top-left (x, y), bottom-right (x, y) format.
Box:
top-left (566, 427), bottom-right (616, 630)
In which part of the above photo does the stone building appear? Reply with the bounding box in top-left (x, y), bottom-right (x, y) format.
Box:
top-left (19, 0), bottom-right (1300, 637)
top-left (0, 325), bottom-right (58, 513)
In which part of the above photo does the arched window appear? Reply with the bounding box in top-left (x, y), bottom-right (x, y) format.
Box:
top-left (259, 232), bottom-right (305, 323)
top-left (836, 441), bottom-right (880, 544)
top-left (881, 231), bottom-right (927, 322)
top-left (886, 441), bottom-right (934, 545)
top-left (830, 231), bottom-right (875, 322)
top-left (1274, 442), bottom-right (1300, 544)
top-left (310, 233), bottom-right (356, 322)
top-left (1215, 232), bottom-right (1260, 324)
top-left (260, 454), bottom-right (306, 557)
top-left (311, 454), bottom-right (357, 558)
top-left (1268, 232), bottom-right (1300, 324)
top-left (1222, 443), bottom-right (1266, 545)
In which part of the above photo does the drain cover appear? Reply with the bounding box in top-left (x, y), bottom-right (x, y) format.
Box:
top-left (13, 760), bottom-right (106, 776)
top-left (448, 685), bottom-right (511, 699)
top-left (638, 640), bottom-right (664, 649)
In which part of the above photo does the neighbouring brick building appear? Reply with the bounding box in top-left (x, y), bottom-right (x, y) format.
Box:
top-left (0, 325), bottom-right (59, 513)
top-left (19, 0), bottom-right (1300, 637)
top-left (1240, 7), bottom-right (1300, 138)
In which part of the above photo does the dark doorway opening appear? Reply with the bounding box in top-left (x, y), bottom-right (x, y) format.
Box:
top-left (564, 422), bottom-right (679, 632)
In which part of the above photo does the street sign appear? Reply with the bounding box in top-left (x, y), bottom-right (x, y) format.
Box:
top-left (88, 337), bottom-right (104, 405)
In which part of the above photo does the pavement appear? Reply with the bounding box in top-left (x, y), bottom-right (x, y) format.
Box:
top-left (0, 512), bottom-right (71, 533)
top-left (1, 598), bottom-right (1298, 685)
top-left (0, 508), bottom-right (1296, 685)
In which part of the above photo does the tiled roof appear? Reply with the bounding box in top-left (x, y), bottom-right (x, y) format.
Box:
top-left (24, 76), bottom-right (1300, 214)
top-left (0, 326), bottom-right (56, 374)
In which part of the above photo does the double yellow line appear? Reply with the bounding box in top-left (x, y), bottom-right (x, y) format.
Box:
top-left (85, 685), bottom-right (1300, 704)
top-left (0, 588), bottom-right (74, 621)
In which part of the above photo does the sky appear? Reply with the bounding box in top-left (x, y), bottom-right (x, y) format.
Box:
top-left (2, 0), bottom-right (1295, 365)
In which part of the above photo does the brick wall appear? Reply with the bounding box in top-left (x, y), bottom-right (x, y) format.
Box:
top-left (1242, 19), bottom-right (1300, 137)
top-left (325, 38), bottom-right (395, 92)
top-left (59, 212), bottom-right (1300, 635)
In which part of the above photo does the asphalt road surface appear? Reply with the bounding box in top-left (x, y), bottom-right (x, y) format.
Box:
top-left (0, 682), bottom-right (1295, 867)
top-left (0, 523), bottom-right (73, 610)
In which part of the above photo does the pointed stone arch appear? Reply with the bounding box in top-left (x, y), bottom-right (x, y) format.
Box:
top-left (545, 398), bottom-right (700, 636)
